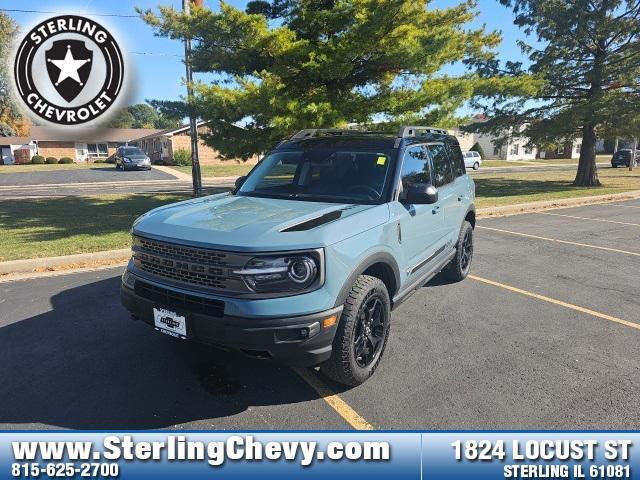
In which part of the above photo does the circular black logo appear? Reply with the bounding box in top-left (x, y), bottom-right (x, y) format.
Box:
top-left (14, 15), bottom-right (124, 126)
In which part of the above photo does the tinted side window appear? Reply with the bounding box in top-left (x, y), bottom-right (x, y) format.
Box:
top-left (428, 144), bottom-right (455, 187)
top-left (399, 146), bottom-right (431, 193)
top-left (446, 142), bottom-right (466, 177)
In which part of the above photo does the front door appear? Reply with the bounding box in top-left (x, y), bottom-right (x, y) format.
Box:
top-left (75, 143), bottom-right (88, 162)
top-left (391, 145), bottom-right (449, 283)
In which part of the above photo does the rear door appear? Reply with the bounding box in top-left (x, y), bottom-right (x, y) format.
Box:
top-left (426, 143), bottom-right (459, 245)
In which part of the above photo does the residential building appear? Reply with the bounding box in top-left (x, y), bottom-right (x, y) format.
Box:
top-left (472, 132), bottom-right (538, 160)
top-left (538, 141), bottom-right (581, 160)
top-left (134, 122), bottom-right (259, 166)
top-left (0, 136), bottom-right (36, 164)
top-left (31, 126), bottom-right (163, 162)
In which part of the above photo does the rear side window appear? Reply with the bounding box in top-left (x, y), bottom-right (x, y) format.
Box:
top-left (399, 146), bottom-right (431, 192)
top-left (447, 142), bottom-right (466, 177)
top-left (427, 144), bottom-right (455, 187)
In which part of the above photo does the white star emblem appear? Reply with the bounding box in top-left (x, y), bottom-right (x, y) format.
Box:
top-left (47, 45), bottom-right (91, 86)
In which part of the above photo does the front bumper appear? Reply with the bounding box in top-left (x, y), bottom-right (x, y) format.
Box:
top-left (124, 163), bottom-right (151, 170)
top-left (120, 276), bottom-right (342, 367)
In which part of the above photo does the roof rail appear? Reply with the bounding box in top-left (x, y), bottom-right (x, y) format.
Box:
top-left (398, 126), bottom-right (449, 138)
top-left (290, 128), bottom-right (377, 140)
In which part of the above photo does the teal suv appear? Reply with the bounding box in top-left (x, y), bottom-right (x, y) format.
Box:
top-left (121, 126), bottom-right (476, 386)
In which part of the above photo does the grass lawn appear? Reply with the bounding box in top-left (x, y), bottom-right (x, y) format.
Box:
top-left (482, 160), bottom-right (521, 168)
top-left (171, 163), bottom-right (255, 178)
top-left (0, 193), bottom-right (188, 261)
top-left (0, 163), bottom-right (113, 174)
top-left (474, 166), bottom-right (640, 208)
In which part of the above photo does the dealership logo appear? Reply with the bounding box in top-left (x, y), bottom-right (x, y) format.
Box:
top-left (14, 15), bottom-right (124, 125)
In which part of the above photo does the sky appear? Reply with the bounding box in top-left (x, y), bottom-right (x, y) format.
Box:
top-left (2, 0), bottom-right (534, 109)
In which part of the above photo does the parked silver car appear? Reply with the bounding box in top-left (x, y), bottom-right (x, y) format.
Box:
top-left (463, 151), bottom-right (483, 170)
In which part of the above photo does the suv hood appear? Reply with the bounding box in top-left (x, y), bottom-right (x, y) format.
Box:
top-left (132, 193), bottom-right (389, 251)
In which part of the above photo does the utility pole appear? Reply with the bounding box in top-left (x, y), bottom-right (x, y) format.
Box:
top-left (183, 0), bottom-right (203, 197)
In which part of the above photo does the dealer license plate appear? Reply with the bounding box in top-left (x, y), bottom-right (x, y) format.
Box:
top-left (153, 308), bottom-right (187, 339)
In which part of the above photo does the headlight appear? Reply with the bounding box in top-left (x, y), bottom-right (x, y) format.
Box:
top-left (123, 157), bottom-right (131, 163)
top-left (233, 252), bottom-right (322, 294)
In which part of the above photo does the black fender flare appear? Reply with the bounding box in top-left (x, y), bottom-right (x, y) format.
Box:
top-left (333, 252), bottom-right (401, 308)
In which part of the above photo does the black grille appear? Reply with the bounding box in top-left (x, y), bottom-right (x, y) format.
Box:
top-left (132, 236), bottom-right (248, 293)
top-left (137, 237), bottom-right (229, 266)
top-left (135, 280), bottom-right (225, 317)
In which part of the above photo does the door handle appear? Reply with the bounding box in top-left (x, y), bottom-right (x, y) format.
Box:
top-left (432, 205), bottom-right (441, 214)
top-left (458, 195), bottom-right (464, 202)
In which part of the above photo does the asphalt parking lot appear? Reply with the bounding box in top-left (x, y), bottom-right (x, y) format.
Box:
top-left (1, 198), bottom-right (639, 430)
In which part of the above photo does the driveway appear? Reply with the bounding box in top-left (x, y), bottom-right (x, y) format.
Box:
top-left (1, 199), bottom-right (639, 429)
top-left (0, 166), bottom-right (176, 186)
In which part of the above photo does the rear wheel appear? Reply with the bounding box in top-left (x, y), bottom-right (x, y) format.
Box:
top-left (444, 221), bottom-right (474, 282)
top-left (320, 275), bottom-right (391, 387)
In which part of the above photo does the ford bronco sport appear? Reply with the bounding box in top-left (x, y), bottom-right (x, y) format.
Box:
top-left (121, 126), bottom-right (476, 386)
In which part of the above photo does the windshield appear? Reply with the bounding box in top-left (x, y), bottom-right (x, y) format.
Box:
top-left (237, 149), bottom-right (396, 204)
top-left (122, 147), bottom-right (145, 156)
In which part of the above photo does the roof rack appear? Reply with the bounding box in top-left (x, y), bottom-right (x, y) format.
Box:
top-left (290, 128), bottom-right (383, 140)
top-left (398, 126), bottom-right (449, 138)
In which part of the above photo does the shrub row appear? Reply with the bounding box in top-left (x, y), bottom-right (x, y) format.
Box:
top-left (31, 155), bottom-right (76, 165)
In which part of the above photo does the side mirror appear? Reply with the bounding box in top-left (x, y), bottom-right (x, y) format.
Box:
top-left (406, 184), bottom-right (438, 205)
top-left (234, 175), bottom-right (246, 190)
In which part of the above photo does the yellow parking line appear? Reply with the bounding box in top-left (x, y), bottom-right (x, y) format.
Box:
top-left (538, 211), bottom-right (640, 227)
top-left (477, 226), bottom-right (640, 257)
top-left (469, 275), bottom-right (640, 331)
top-left (293, 367), bottom-right (374, 430)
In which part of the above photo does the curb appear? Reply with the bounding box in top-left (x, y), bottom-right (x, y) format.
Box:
top-left (0, 249), bottom-right (131, 276)
top-left (476, 190), bottom-right (640, 218)
top-left (2, 190), bottom-right (639, 277)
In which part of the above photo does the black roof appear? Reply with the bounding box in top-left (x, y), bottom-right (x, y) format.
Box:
top-left (274, 132), bottom-right (457, 151)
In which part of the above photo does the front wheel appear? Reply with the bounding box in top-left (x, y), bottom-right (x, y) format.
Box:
top-left (443, 221), bottom-right (474, 282)
top-left (320, 275), bottom-right (391, 387)
top-left (473, 162), bottom-right (480, 170)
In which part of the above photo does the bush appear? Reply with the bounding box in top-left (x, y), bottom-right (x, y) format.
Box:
top-left (45, 157), bottom-right (59, 164)
top-left (172, 148), bottom-right (192, 166)
top-left (31, 155), bottom-right (45, 164)
top-left (469, 142), bottom-right (486, 159)
top-left (93, 159), bottom-right (106, 163)
top-left (59, 157), bottom-right (74, 164)
top-left (105, 155), bottom-right (116, 164)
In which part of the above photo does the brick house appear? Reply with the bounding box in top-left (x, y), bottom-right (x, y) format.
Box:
top-left (30, 126), bottom-right (163, 162)
top-left (134, 122), bottom-right (259, 166)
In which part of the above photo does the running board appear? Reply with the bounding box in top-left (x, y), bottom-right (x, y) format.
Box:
top-left (391, 249), bottom-right (456, 310)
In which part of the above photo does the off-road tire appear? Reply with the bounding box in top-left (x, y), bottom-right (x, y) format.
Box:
top-left (320, 275), bottom-right (391, 387)
top-left (443, 221), bottom-right (474, 282)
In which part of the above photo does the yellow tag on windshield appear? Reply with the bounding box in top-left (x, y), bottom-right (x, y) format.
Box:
top-left (377, 156), bottom-right (386, 165)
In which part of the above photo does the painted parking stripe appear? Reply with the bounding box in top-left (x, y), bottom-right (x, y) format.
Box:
top-left (469, 275), bottom-right (640, 331)
top-left (477, 226), bottom-right (640, 257)
top-left (538, 211), bottom-right (640, 227)
top-left (614, 204), bottom-right (640, 209)
top-left (293, 367), bottom-right (374, 430)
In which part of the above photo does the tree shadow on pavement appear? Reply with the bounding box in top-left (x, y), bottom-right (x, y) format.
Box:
top-left (0, 275), bottom-right (321, 430)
